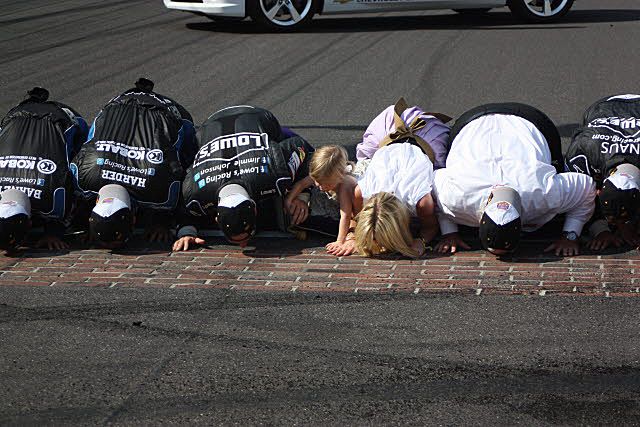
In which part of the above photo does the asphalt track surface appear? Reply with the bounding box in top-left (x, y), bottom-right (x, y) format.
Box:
top-left (2, 0), bottom-right (640, 424)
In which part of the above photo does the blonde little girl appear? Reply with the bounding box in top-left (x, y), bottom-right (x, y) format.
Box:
top-left (285, 145), bottom-right (357, 254)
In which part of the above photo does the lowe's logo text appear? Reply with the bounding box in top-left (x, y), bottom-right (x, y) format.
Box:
top-left (198, 133), bottom-right (266, 159)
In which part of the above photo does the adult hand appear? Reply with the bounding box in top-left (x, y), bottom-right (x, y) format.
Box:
top-left (434, 233), bottom-right (470, 254)
top-left (36, 235), bottom-right (69, 250)
top-left (328, 239), bottom-right (357, 256)
top-left (287, 198), bottom-right (309, 225)
top-left (587, 231), bottom-right (622, 251)
top-left (172, 235), bottom-right (205, 251)
top-left (615, 222), bottom-right (640, 247)
top-left (544, 238), bottom-right (580, 256)
top-left (145, 224), bottom-right (173, 243)
top-left (284, 195), bottom-right (294, 214)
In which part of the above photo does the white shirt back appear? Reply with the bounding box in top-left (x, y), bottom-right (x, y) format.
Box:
top-left (433, 114), bottom-right (595, 235)
top-left (358, 143), bottom-right (434, 215)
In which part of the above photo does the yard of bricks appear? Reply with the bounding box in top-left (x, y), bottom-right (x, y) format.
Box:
top-left (1, 236), bottom-right (639, 297)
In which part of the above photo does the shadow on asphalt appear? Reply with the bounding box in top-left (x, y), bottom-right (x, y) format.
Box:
top-left (184, 9), bottom-right (640, 34)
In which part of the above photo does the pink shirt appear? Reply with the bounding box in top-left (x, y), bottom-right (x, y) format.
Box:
top-left (356, 105), bottom-right (451, 169)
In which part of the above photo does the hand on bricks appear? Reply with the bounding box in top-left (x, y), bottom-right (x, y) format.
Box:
top-left (325, 240), bottom-right (343, 253)
top-left (36, 234), bottom-right (69, 251)
top-left (328, 239), bottom-right (357, 256)
top-left (434, 233), bottom-right (469, 254)
top-left (587, 231), bottom-right (622, 251)
top-left (544, 237), bottom-right (580, 256)
top-left (172, 235), bottom-right (206, 251)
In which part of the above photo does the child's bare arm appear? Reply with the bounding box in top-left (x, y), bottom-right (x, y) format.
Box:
top-left (336, 176), bottom-right (356, 243)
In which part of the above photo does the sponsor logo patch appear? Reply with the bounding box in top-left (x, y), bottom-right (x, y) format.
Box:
top-left (496, 201), bottom-right (511, 211)
top-left (37, 159), bottom-right (57, 174)
top-left (194, 132), bottom-right (268, 166)
top-left (146, 149), bottom-right (164, 164)
top-left (588, 116), bottom-right (640, 138)
top-left (95, 140), bottom-right (164, 164)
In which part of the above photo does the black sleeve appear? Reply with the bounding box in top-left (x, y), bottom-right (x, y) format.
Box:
top-left (43, 219), bottom-right (66, 239)
top-left (140, 210), bottom-right (174, 230)
top-left (175, 192), bottom-right (216, 238)
top-left (565, 138), bottom-right (594, 177)
top-left (583, 198), bottom-right (611, 237)
top-left (277, 136), bottom-right (315, 184)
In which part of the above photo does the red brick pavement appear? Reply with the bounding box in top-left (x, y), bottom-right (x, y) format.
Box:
top-left (1, 239), bottom-right (639, 296)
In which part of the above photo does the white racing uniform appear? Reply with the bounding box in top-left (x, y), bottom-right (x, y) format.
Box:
top-left (433, 114), bottom-right (596, 236)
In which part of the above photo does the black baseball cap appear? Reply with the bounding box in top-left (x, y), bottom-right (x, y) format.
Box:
top-left (478, 186), bottom-right (522, 253)
top-left (216, 184), bottom-right (256, 242)
top-left (0, 189), bottom-right (31, 250)
top-left (600, 164), bottom-right (640, 221)
top-left (89, 185), bottom-right (133, 244)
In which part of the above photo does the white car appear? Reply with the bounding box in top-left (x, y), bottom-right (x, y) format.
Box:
top-left (163, 0), bottom-right (575, 30)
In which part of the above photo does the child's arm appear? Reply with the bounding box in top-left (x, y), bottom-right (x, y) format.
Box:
top-left (336, 201), bottom-right (353, 244)
top-left (285, 176), bottom-right (314, 209)
top-left (336, 176), bottom-right (356, 243)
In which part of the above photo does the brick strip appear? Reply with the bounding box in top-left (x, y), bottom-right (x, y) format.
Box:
top-left (0, 242), bottom-right (638, 296)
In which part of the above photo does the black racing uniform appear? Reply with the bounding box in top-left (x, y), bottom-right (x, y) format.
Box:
top-left (565, 95), bottom-right (640, 184)
top-left (565, 95), bottom-right (640, 234)
top-left (178, 106), bottom-right (314, 237)
top-left (70, 83), bottom-right (197, 230)
top-left (0, 89), bottom-right (88, 238)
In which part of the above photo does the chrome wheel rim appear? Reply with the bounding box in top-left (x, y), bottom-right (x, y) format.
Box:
top-left (259, 0), bottom-right (312, 26)
top-left (523, 0), bottom-right (569, 17)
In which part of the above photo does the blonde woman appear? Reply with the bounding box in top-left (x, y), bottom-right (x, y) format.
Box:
top-left (333, 142), bottom-right (439, 257)
top-left (354, 192), bottom-right (424, 257)
top-left (285, 145), bottom-right (358, 254)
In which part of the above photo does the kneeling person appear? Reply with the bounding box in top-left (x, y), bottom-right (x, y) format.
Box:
top-left (173, 105), bottom-right (315, 250)
top-left (0, 87), bottom-right (88, 250)
top-left (433, 103), bottom-right (596, 256)
top-left (356, 97), bottom-right (451, 169)
top-left (565, 94), bottom-right (640, 250)
top-left (72, 78), bottom-right (196, 247)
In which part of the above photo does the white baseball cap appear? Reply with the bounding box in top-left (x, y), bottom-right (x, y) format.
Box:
top-left (604, 163), bottom-right (640, 191)
top-left (0, 189), bottom-right (31, 219)
top-left (218, 183), bottom-right (251, 208)
top-left (483, 186), bottom-right (522, 225)
top-left (92, 184), bottom-right (132, 218)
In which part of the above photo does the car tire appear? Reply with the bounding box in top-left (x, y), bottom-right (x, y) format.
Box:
top-left (507, 0), bottom-right (574, 23)
top-left (249, 0), bottom-right (316, 30)
top-left (452, 8), bottom-right (491, 15)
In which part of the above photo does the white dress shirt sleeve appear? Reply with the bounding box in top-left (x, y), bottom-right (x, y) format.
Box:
top-left (437, 213), bottom-right (459, 236)
top-left (552, 172), bottom-right (597, 236)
